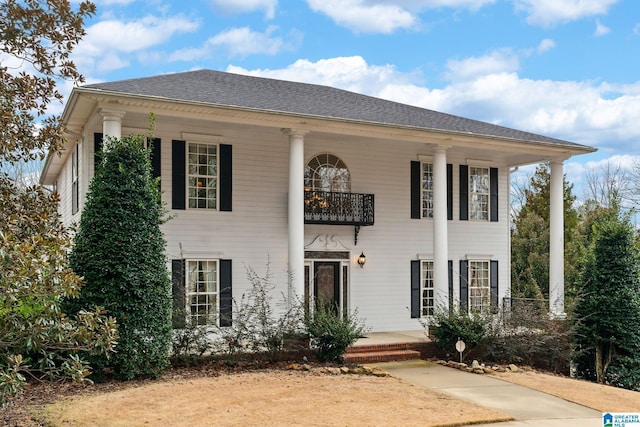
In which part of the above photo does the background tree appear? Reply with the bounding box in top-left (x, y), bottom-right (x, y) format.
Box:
top-left (510, 163), bottom-right (580, 302)
top-left (65, 135), bottom-right (172, 380)
top-left (572, 211), bottom-right (640, 389)
top-left (0, 0), bottom-right (119, 406)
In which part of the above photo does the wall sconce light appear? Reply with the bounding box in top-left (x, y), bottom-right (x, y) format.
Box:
top-left (357, 252), bottom-right (366, 268)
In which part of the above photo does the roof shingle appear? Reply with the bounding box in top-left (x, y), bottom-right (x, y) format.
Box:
top-left (85, 69), bottom-right (584, 148)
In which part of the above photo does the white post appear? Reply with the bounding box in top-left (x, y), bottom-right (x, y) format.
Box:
top-left (285, 129), bottom-right (307, 303)
top-left (433, 146), bottom-right (449, 309)
top-left (100, 109), bottom-right (125, 140)
top-left (549, 159), bottom-right (565, 318)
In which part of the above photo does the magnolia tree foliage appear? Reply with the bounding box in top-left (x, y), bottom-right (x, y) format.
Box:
top-left (0, 0), bottom-right (95, 164)
top-left (0, 178), bottom-right (117, 406)
top-left (65, 136), bottom-right (172, 380)
top-left (0, 0), bottom-right (119, 406)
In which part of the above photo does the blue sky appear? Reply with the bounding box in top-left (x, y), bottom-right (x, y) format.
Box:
top-left (62, 0), bottom-right (640, 200)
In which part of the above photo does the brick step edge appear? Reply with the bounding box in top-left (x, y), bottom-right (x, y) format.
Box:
top-left (346, 342), bottom-right (430, 354)
top-left (343, 349), bottom-right (422, 364)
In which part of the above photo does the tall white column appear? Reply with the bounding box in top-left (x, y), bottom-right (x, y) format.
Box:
top-left (549, 159), bottom-right (565, 317)
top-left (100, 109), bottom-right (125, 140)
top-left (285, 129), bottom-right (307, 302)
top-left (433, 147), bottom-right (449, 308)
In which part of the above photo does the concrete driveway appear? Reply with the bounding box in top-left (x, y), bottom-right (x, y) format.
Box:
top-left (373, 360), bottom-right (602, 427)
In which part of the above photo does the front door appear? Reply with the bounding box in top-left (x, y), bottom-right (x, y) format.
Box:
top-left (314, 261), bottom-right (340, 312)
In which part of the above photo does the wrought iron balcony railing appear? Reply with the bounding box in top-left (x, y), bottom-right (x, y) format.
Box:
top-left (304, 190), bottom-right (374, 226)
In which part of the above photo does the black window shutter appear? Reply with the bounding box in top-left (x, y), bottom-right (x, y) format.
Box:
top-left (490, 260), bottom-right (499, 313)
top-left (171, 259), bottom-right (186, 328)
top-left (448, 260), bottom-right (453, 309)
top-left (410, 260), bottom-right (420, 318)
top-left (172, 140), bottom-right (186, 210)
top-left (459, 165), bottom-right (468, 221)
top-left (219, 144), bottom-right (232, 212)
top-left (94, 133), bottom-right (103, 170)
top-left (490, 167), bottom-right (498, 222)
top-left (150, 138), bottom-right (161, 181)
top-left (460, 260), bottom-right (469, 311)
top-left (219, 259), bottom-right (233, 326)
top-left (410, 161), bottom-right (420, 219)
top-left (447, 164), bottom-right (453, 220)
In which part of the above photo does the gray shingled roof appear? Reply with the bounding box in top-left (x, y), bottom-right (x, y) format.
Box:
top-left (85, 69), bottom-right (585, 148)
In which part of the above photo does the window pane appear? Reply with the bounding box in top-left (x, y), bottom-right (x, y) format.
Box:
top-left (187, 143), bottom-right (217, 210)
top-left (421, 261), bottom-right (434, 316)
top-left (186, 260), bottom-right (218, 326)
top-left (304, 153), bottom-right (351, 193)
top-left (469, 167), bottom-right (489, 221)
top-left (422, 163), bottom-right (433, 218)
top-left (469, 261), bottom-right (490, 314)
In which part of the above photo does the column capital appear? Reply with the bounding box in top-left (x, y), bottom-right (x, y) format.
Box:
top-left (99, 108), bottom-right (126, 121)
top-left (282, 128), bottom-right (309, 138)
top-left (549, 156), bottom-right (570, 165)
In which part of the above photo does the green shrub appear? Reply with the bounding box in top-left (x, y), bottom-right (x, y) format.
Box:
top-left (606, 355), bottom-right (640, 391)
top-left (65, 135), bottom-right (172, 380)
top-left (304, 303), bottom-right (368, 363)
top-left (427, 308), bottom-right (490, 359)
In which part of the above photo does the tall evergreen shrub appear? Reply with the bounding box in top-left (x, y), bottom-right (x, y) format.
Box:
top-left (573, 213), bottom-right (640, 389)
top-left (65, 135), bottom-right (172, 379)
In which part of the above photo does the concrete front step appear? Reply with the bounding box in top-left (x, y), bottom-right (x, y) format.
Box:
top-left (343, 349), bottom-right (422, 364)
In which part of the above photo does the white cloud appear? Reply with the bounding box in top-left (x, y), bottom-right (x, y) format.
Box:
top-left (170, 26), bottom-right (301, 61)
top-left (537, 38), bottom-right (556, 53)
top-left (513, 0), bottom-right (620, 27)
top-left (633, 23), bottom-right (640, 35)
top-left (306, 0), bottom-right (416, 34)
top-left (444, 50), bottom-right (520, 81)
top-left (209, 0), bottom-right (278, 19)
top-left (594, 18), bottom-right (611, 36)
top-left (227, 56), bottom-right (412, 95)
top-left (74, 15), bottom-right (200, 74)
top-left (228, 54), bottom-right (640, 156)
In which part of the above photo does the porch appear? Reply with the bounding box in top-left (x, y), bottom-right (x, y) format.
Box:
top-left (345, 330), bottom-right (446, 364)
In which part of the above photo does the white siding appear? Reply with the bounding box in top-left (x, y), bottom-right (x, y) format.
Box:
top-left (54, 116), bottom-right (513, 332)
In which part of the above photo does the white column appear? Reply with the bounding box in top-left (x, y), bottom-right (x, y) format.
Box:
top-left (433, 147), bottom-right (449, 309)
top-left (549, 159), bottom-right (565, 317)
top-left (100, 109), bottom-right (125, 140)
top-left (285, 129), bottom-right (307, 302)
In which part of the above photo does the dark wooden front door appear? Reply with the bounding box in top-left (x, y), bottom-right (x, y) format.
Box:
top-left (314, 261), bottom-right (340, 312)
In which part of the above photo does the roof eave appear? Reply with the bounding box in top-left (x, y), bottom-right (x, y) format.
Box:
top-left (75, 87), bottom-right (595, 157)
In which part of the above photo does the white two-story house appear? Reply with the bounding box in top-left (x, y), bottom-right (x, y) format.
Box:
top-left (41, 70), bottom-right (596, 332)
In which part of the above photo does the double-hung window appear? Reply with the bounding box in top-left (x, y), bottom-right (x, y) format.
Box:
top-left (421, 260), bottom-right (435, 316)
top-left (469, 166), bottom-right (489, 220)
top-left (186, 260), bottom-right (219, 326)
top-left (468, 260), bottom-right (490, 313)
top-left (188, 143), bottom-right (217, 209)
top-left (421, 163), bottom-right (434, 218)
top-left (71, 144), bottom-right (79, 214)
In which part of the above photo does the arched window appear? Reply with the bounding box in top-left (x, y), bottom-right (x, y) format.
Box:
top-left (305, 154), bottom-right (351, 193)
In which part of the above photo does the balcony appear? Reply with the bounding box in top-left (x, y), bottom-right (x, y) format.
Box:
top-left (304, 190), bottom-right (374, 226)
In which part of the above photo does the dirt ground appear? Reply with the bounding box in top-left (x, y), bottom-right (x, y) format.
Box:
top-left (41, 367), bottom-right (512, 427)
top-left (3, 362), bottom-right (640, 427)
top-left (493, 369), bottom-right (640, 412)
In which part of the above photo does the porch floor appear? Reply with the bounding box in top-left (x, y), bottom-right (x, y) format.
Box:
top-left (352, 330), bottom-right (430, 346)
